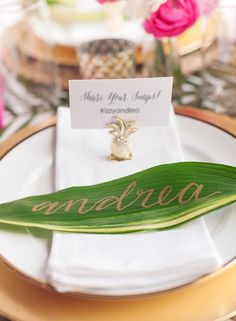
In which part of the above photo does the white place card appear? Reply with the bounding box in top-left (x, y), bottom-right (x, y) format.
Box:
top-left (69, 77), bottom-right (173, 129)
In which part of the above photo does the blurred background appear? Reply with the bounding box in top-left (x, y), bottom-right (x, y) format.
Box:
top-left (0, 0), bottom-right (236, 140)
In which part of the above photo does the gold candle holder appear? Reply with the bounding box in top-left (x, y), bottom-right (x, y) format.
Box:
top-left (107, 116), bottom-right (137, 161)
top-left (77, 38), bottom-right (135, 79)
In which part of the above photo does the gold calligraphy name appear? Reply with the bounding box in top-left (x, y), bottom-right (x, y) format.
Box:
top-left (31, 181), bottom-right (221, 216)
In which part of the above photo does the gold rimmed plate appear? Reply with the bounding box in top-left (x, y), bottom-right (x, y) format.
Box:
top-left (0, 107), bottom-right (236, 299)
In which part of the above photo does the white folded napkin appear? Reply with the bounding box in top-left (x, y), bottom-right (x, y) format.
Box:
top-left (47, 106), bottom-right (221, 293)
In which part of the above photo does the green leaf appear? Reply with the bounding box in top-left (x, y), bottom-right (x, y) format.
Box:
top-left (0, 162), bottom-right (235, 234)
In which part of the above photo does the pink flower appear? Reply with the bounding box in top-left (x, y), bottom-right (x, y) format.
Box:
top-left (198, 0), bottom-right (219, 15)
top-left (144, 0), bottom-right (200, 38)
top-left (97, 0), bottom-right (118, 3)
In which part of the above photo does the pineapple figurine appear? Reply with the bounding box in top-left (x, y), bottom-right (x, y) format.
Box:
top-left (107, 116), bottom-right (137, 161)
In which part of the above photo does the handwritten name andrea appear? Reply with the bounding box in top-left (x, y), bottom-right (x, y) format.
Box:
top-left (32, 181), bottom-right (221, 216)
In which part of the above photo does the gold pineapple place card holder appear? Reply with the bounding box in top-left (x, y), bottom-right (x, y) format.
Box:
top-left (69, 77), bottom-right (173, 161)
top-left (107, 116), bottom-right (137, 161)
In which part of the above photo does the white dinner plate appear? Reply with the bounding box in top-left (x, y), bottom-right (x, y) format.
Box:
top-left (0, 112), bottom-right (235, 297)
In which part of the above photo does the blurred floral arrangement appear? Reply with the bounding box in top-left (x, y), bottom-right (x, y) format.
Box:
top-left (97, 0), bottom-right (219, 37)
top-left (97, 0), bottom-right (219, 103)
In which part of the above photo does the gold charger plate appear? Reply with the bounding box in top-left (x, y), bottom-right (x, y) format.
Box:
top-left (0, 107), bottom-right (236, 321)
top-left (0, 251), bottom-right (236, 321)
